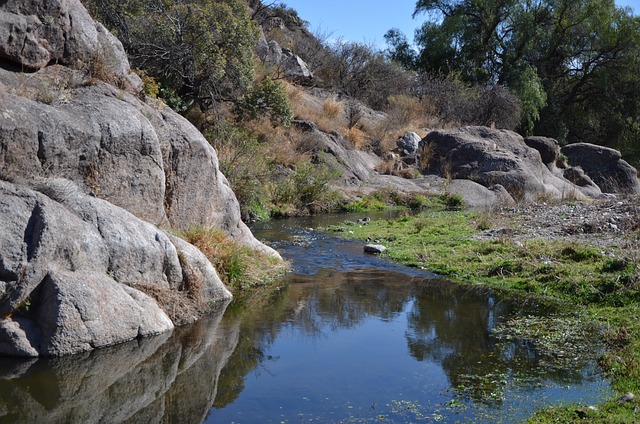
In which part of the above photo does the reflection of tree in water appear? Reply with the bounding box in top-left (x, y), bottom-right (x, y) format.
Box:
top-left (405, 285), bottom-right (600, 405)
top-left (296, 269), bottom-right (414, 332)
top-left (214, 268), bottom-right (417, 409)
top-left (214, 270), bottom-right (604, 412)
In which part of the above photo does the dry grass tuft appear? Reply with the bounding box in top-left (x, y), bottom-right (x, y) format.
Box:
top-left (179, 227), bottom-right (288, 291)
top-left (343, 126), bottom-right (368, 149)
top-left (322, 96), bottom-right (343, 119)
top-left (133, 284), bottom-right (200, 325)
top-left (375, 158), bottom-right (419, 179)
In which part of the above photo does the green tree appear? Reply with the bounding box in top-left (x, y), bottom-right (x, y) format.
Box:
top-left (234, 78), bottom-right (293, 127)
top-left (85, 0), bottom-right (259, 106)
top-left (390, 0), bottom-right (640, 159)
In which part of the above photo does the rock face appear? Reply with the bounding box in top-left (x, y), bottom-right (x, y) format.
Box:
top-left (0, 305), bottom-right (239, 423)
top-left (0, 0), bottom-right (280, 356)
top-left (396, 132), bottom-right (422, 165)
top-left (0, 0), bottom-right (131, 81)
top-left (0, 178), bottom-right (231, 357)
top-left (524, 136), bottom-right (561, 167)
top-left (561, 143), bottom-right (640, 194)
top-left (255, 30), bottom-right (313, 83)
top-left (417, 126), bottom-right (638, 202)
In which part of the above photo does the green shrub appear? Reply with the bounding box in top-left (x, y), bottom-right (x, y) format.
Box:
top-left (158, 85), bottom-right (192, 113)
top-left (178, 227), bottom-right (287, 290)
top-left (234, 78), bottom-right (293, 127)
top-left (271, 161), bottom-right (341, 214)
top-left (437, 193), bottom-right (465, 210)
top-left (205, 121), bottom-right (271, 221)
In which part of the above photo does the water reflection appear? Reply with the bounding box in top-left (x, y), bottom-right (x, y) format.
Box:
top-left (0, 301), bottom-right (235, 424)
top-left (210, 270), bottom-right (608, 422)
top-left (405, 285), bottom-right (601, 406)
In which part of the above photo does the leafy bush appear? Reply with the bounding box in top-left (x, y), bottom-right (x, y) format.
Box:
top-left (271, 161), bottom-right (342, 215)
top-left (205, 121), bottom-right (271, 221)
top-left (234, 78), bottom-right (293, 127)
top-left (85, 0), bottom-right (259, 106)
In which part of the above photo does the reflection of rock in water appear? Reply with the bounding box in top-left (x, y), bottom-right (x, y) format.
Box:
top-left (0, 301), bottom-right (238, 424)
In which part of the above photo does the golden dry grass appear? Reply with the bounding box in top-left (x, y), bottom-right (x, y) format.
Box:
top-left (343, 126), bottom-right (368, 149)
top-left (179, 227), bottom-right (288, 291)
top-left (322, 96), bottom-right (343, 119)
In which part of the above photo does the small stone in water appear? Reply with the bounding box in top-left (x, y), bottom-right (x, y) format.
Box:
top-left (364, 244), bottom-right (386, 254)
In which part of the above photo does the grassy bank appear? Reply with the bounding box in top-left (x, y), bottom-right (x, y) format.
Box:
top-left (327, 206), bottom-right (640, 422)
top-left (178, 227), bottom-right (289, 297)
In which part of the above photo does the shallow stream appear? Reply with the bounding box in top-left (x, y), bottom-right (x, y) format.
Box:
top-left (0, 213), bottom-right (611, 423)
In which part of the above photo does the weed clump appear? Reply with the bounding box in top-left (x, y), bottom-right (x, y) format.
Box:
top-left (177, 227), bottom-right (288, 291)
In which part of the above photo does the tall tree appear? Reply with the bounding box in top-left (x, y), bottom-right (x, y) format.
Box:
top-left (388, 0), bottom-right (640, 157)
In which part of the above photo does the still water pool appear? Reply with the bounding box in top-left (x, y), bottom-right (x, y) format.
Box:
top-left (0, 214), bottom-right (610, 423)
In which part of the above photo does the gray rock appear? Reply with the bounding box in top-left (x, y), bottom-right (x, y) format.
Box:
top-left (561, 143), bottom-right (640, 194)
top-left (0, 12), bottom-right (50, 68)
top-left (445, 180), bottom-right (515, 209)
top-left (418, 126), bottom-right (596, 202)
top-left (524, 136), bottom-right (560, 166)
top-left (0, 304), bottom-right (239, 423)
top-left (0, 0), bottom-right (130, 81)
top-left (364, 244), bottom-right (387, 254)
top-left (0, 68), bottom-right (278, 257)
top-left (0, 179), bottom-right (232, 357)
top-left (0, 0), bottom-right (281, 358)
top-left (255, 29), bottom-right (313, 83)
top-left (397, 132), bottom-right (422, 155)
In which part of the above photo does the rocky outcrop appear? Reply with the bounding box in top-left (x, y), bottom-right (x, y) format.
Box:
top-left (0, 0), bottom-right (132, 82)
top-left (396, 132), bottom-right (422, 165)
top-left (0, 66), bottom-right (274, 255)
top-left (255, 29), bottom-right (313, 83)
top-left (0, 1), bottom-right (276, 255)
top-left (561, 143), bottom-right (640, 195)
top-left (524, 136), bottom-right (561, 167)
top-left (0, 178), bottom-right (232, 357)
top-left (417, 127), bottom-right (629, 202)
top-left (0, 0), bottom-right (280, 356)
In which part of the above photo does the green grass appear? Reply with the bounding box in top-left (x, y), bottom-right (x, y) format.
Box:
top-left (177, 227), bottom-right (288, 292)
top-left (328, 207), bottom-right (640, 422)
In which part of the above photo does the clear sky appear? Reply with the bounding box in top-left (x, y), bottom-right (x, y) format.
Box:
top-left (280, 0), bottom-right (640, 49)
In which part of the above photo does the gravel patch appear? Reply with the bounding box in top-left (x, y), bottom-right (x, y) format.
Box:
top-left (476, 198), bottom-right (640, 249)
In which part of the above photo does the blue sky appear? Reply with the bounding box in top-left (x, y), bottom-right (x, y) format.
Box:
top-left (281, 0), bottom-right (640, 49)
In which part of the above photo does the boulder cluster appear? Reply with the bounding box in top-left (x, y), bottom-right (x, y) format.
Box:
top-left (417, 127), bottom-right (639, 205)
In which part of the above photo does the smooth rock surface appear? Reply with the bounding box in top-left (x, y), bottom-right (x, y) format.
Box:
top-left (0, 179), bottom-right (231, 357)
top-left (561, 143), bottom-right (640, 194)
top-left (418, 127), bottom-right (610, 201)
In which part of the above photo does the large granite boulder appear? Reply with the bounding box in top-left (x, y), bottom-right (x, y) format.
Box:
top-left (0, 305), bottom-right (239, 423)
top-left (0, 178), bottom-right (232, 357)
top-left (0, 0), bottom-right (131, 81)
top-left (0, 65), bottom-right (274, 255)
top-left (524, 136), bottom-right (561, 167)
top-left (418, 126), bottom-right (588, 202)
top-left (0, 6), bottom-right (276, 255)
top-left (561, 143), bottom-right (640, 194)
top-left (255, 29), bottom-right (313, 83)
